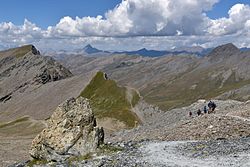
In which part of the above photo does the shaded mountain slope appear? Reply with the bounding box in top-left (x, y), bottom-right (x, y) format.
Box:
top-left (0, 45), bottom-right (72, 99)
top-left (0, 45), bottom-right (92, 122)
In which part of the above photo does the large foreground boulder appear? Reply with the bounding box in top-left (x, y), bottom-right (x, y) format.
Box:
top-left (29, 97), bottom-right (104, 161)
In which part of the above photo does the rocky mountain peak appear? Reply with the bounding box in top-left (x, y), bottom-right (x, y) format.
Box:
top-left (83, 44), bottom-right (102, 54)
top-left (30, 45), bottom-right (40, 55)
top-left (139, 48), bottom-right (148, 51)
top-left (29, 97), bottom-right (104, 161)
top-left (0, 45), bottom-right (73, 105)
top-left (84, 44), bottom-right (93, 49)
top-left (208, 43), bottom-right (240, 59)
top-left (0, 44), bottom-right (40, 59)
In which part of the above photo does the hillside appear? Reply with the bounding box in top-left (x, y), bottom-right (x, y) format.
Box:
top-left (58, 43), bottom-right (250, 111)
top-left (0, 45), bottom-right (72, 98)
top-left (107, 99), bottom-right (250, 142)
top-left (0, 45), bottom-right (92, 122)
top-left (80, 71), bottom-right (140, 129)
top-left (0, 45), bottom-right (94, 166)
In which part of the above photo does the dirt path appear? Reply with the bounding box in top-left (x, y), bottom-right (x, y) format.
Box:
top-left (141, 141), bottom-right (250, 167)
top-left (225, 114), bottom-right (250, 122)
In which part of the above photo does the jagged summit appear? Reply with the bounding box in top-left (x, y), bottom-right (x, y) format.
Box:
top-left (0, 45), bottom-right (72, 106)
top-left (208, 43), bottom-right (240, 59)
top-left (83, 44), bottom-right (102, 54)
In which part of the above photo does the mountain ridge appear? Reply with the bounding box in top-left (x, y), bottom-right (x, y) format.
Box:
top-left (55, 43), bottom-right (250, 111)
top-left (79, 71), bottom-right (141, 130)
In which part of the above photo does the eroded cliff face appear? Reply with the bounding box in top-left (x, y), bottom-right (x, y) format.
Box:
top-left (30, 97), bottom-right (104, 162)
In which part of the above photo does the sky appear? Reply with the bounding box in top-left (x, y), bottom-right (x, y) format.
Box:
top-left (0, 0), bottom-right (250, 51)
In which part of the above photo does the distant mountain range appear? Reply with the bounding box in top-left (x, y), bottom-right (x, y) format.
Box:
top-left (79, 44), bottom-right (211, 57)
top-left (41, 44), bottom-right (250, 58)
top-left (57, 43), bottom-right (250, 111)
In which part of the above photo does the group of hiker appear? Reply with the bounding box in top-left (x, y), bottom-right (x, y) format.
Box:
top-left (189, 100), bottom-right (217, 117)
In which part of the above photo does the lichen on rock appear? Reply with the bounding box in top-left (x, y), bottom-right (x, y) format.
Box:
top-left (29, 97), bottom-right (104, 162)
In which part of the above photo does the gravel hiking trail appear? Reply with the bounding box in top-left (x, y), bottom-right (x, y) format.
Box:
top-left (141, 141), bottom-right (250, 167)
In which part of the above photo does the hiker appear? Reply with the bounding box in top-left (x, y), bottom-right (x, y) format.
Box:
top-left (104, 73), bottom-right (108, 80)
top-left (208, 101), bottom-right (216, 114)
top-left (211, 101), bottom-right (216, 112)
top-left (197, 109), bottom-right (202, 116)
top-left (203, 105), bottom-right (207, 114)
top-left (208, 101), bottom-right (213, 114)
top-left (189, 111), bottom-right (193, 117)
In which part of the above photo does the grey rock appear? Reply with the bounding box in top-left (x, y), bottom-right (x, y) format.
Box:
top-left (29, 97), bottom-right (104, 162)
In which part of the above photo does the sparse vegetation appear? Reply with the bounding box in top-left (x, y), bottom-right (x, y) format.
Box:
top-left (99, 144), bottom-right (124, 154)
top-left (27, 159), bottom-right (48, 167)
top-left (0, 45), bottom-right (34, 58)
top-left (67, 153), bottom-right (93, 163)
top-left (67, 144), bottom-right (123, 164)
top-left (79, 71), bottom-right (140, 128)
top-left (0, 116), bottom-right (45, 136)
top-left (131, 90), bottom-right (140, 107)
top-left (14, 45), bottom-right (34, 58)
top-left (144, 69), bottom-right (250, 110)
top-left (0, 116), bottom-right (30, 128)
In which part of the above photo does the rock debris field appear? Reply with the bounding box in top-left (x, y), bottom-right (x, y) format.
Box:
top-left (9, 100), bottom-right (250, 167)
top-left (12, 137), bottom-right (250, 167)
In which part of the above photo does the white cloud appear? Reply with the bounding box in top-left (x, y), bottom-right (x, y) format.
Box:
top-left (1, 1), bottom-right (250, 51)
top-left (208, 4), bottom-right (250, 35)
top-left (0, 19), bottom-right (44, 45)
top-left (48, 0), bottom-right (219, 37)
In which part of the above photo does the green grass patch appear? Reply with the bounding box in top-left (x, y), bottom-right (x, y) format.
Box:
top-left (27, 159), bottom-right (48, 167)
top-left (79, 71), bottom-right (140, 128)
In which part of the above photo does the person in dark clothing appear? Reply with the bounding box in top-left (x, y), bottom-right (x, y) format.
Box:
top-left (189, 111), bottom-right (193, 117)
top-left (208, 101), bottom-right (213, 109)
top-left (208, 101), bottom-right (216, 113)
top-left (104, 73), bottom-right (108, 80)
top-left (211, 102), bottom-right (216, 112)
top-left (197, 109), bottom-right (202, 116)
top-left (204, 106), bottom-right (207, 114)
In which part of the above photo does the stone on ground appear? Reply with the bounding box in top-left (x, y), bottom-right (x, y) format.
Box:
top-left (29, 97), bottom-right (104, 162)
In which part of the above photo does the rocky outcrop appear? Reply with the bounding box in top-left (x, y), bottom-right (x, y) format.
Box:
top-left (34, 59), bottom-right (72, 85)
top-left (31, 45), bottom-right (40, 55)
top-left (29, 97), bottom-right (104, 162)
top-left (0, 45), bottom-right (73, 107)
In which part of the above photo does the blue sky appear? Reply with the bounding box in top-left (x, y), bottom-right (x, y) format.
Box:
top-left (0, 0), bottom-right (122, 28)
top-left (206, 0), bottom-right (250, 18)
top-left (0, 0), bottom-right (250, 51)
top-left (0, 0), bottom-right (249, 28)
